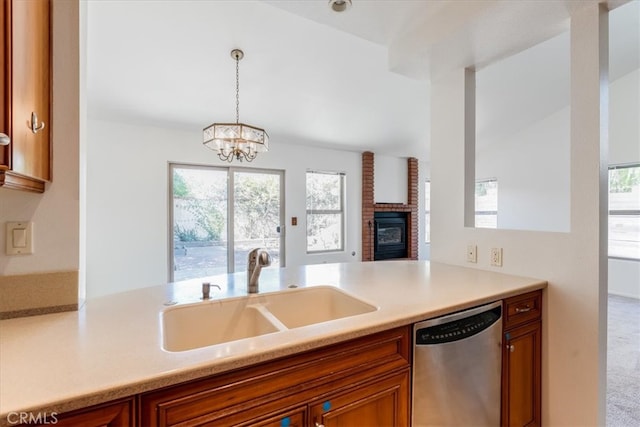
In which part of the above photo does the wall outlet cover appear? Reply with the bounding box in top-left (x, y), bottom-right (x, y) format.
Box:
top-left (490, 247), bottom-right (503, 267)
top-left (467, 244), bottom-right (477, 263)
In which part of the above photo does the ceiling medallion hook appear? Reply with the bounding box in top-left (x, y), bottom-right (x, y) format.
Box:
top-left (230, 49), bottom-right (244, 61)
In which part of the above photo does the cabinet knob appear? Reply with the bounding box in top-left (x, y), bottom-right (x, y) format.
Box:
top-left (30, 112), bottom-right (46, 134)
top-left (0, 133), bottom-right (9, 146)
top-left (507, 344), bottom-right (515, 352)
top-left (315, 423), bottom-right (325, 427)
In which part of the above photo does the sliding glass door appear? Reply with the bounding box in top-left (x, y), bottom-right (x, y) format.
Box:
top-left (171, 166), bottom-right (228, 281)
top-left (170, 164), bottom-right (283, 282)
top-left (232, 170), bottom-right (283, 272)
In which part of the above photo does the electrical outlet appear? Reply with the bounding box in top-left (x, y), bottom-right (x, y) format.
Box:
top-left (467, 245), bottom-right (477, 263)
top-left (490, 248), bottom-right (503, 267)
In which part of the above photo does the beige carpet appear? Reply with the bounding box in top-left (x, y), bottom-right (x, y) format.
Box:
top-left (607, 294), bottom-right (640, 426)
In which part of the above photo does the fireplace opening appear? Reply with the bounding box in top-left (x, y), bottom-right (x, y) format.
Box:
top-left (374, 212), bottom-right (408, 260)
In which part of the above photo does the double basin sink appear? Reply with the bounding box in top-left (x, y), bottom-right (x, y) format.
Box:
top-left (161, 286), bottom-right (378, 352)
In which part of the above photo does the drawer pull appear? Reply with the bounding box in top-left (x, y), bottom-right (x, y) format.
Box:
top-left (30, 112), bottom-right (46, 134)
top-left (515, 305), bottom-right (531, 313)
top-left (0, 133), bottom-right (9, 146)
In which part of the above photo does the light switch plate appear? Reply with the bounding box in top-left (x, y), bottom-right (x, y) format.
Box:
top-left (6, 222), bottom-right (34, 255)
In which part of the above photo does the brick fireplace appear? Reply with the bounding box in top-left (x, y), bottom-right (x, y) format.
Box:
top-left (361, 151), bottom-right (418, 261)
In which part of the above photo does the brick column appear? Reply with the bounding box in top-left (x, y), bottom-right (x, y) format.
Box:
top-left (407, 157), bottom-right (419, 260)
top-left (362, 152), bottom-right (375, 261)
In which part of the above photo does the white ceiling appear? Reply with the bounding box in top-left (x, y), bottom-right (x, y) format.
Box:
top-left (87, 0), bottom-right (639, 162)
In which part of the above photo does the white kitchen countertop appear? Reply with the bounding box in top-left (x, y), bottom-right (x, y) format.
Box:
top-left (0, 261), bottom-right (546, 423)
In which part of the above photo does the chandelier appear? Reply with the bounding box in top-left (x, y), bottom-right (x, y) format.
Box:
top-left (203, 49), bottom-right (269, 162)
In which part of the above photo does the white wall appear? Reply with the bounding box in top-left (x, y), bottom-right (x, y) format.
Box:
top-left (0, 1), bottom-right (80, 280)
top-left (609, 258), bottom-right (640, 299)
top-left (610, 68), bottom-right (640, 164)
top-left (430, 5), bottom-right (608, 425)
top-left (476, 56), bottom-right (639, 298)
top-left (86, 119), bottom-right (362, 298)
top-left (374, 154), bottom-right (407, 204)
top-left (476, 107), bottom-right (570, 232)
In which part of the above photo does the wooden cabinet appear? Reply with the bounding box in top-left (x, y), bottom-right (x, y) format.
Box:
top-left (1, 0), bottom-right (51, 193)
top-left (140, 326), bottom-right (411, 427)
top-left (502, 290), bottom-right (542, 427)
top-left (310, 371), bottom-right (409, 427)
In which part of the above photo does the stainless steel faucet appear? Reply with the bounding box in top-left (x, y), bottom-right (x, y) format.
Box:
top-left (247, 248), bottom-right (271, 293)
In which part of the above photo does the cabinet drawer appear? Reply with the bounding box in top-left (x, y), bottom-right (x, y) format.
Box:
top-left (504, 290), bottom-right (542, 330)
top-left (213, 405), bottom-right (307, 427)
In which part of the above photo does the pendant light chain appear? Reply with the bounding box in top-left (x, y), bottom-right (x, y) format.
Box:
top-left (235, 53), bottom-right (240, 125)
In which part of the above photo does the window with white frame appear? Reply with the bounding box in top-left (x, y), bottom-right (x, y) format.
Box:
top-left (425, 180), bottom-right (431, 243)
top-left (306, 171), bottom-right (345, 252)
top-left (609, 164), bottom-right (640, 260)
top-left (475, 179), bottom-right (498, 228)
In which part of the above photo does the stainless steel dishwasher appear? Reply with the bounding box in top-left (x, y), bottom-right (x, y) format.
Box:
top-left (412, 300), bottom-right (503, 426)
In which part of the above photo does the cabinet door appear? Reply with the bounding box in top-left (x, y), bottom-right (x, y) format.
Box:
top-left (2, 0), bottom-right (51, 189)
top-left (1, 0), bottom-right (7, 167)
top-left (502, 321), bottom-right (541, 427)
top-left (310, 370), bottom-right (410, 427)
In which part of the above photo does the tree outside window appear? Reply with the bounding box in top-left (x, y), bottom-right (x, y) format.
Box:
top-left (306, 171), bottom-right (345, 252)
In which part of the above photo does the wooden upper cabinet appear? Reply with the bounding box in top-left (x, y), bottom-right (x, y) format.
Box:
top-left (0, 1), bottom-right (6, 160)
top-left (1, 0), bottom-right (51, 193)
